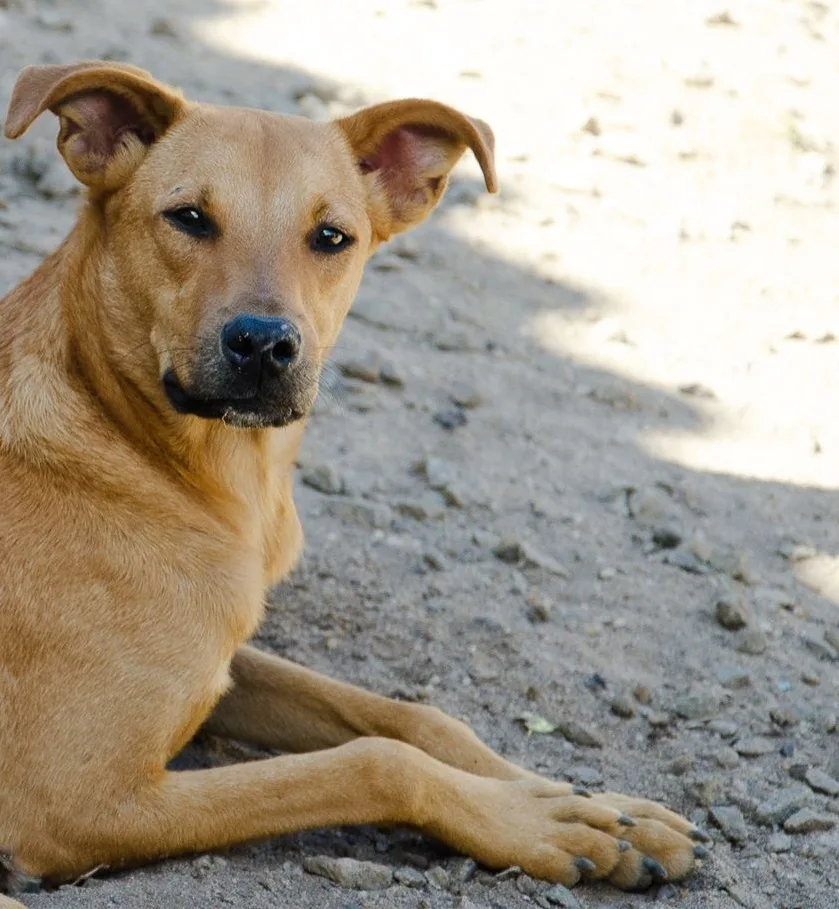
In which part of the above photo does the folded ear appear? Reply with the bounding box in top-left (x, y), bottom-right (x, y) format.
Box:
top-left (336, 99), bottom-right (497, 241)
top-left (3, 61), bottom-right (185, 191)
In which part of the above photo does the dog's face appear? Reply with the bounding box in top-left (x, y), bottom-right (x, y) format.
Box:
top-left (4, 63), bottom-right (495, 430)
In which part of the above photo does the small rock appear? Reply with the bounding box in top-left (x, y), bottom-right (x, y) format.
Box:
top-left (674, 692), bottom-right (722, 721)
top-left (690, 529), bottom-right (713, 562)
top-left (425, 866), bottom-right (450, 890)
top-left (380, 361), bottom-right (406, 387)
top-left (735, 737), bottom-right (774, 757)
top-left (544, 883), bottom-right (582, 908)
top-left (450, 383), bottom-right (483, 409)
top-left (716, 595), bottom-right (751, 630)
top-left (779, 741), bottom-right (795, 758)
top-left (633, 685), bottom-right (653, 705)
top-left (778, 541), bottom-right (818, 562)
top-left (395, 493), bottom-right (446, 522)
top-left (556, 721), bottom-right (604, 749)
top-left (150, 17), bottom-right (178, 37)
top-left (805, 768), bottom-right (839, 797)
top-left (651, 526), bottom-right (682, 550)
top-left (433, 408), bottom-right (468, 430)
top-left (715, 747), bottom-right (740, 770)
top-left (339, 351), bottom-right (384, 383)
top-left (423, 549), bottom-right (450, 571)
top-left (768, 832), bottom-right (793, 853)
top-left (326, 499), bottom-right (391, 529)
top-left (492, 538), bottom-right (570, 578)
top-left (708, 720), bottom-right (738, 738)
top-left (709, 805), bottom-right (749, 844)
top-left (784, 809), bottom-right (837, 834)
top-left (446, 858), bottom-right (477, 884)
top-left (526, 592), bottom-right (552, 623)
top-left (302, 856), bottom-right (393, 890)
top-left (737, 628), bottom-right (768, 655)
top-left (687, 776), bottom-right (725, 806)
top-left (752, 787), bottom-right (812, 826)
top-left (647, 711), bottom-right (672, 727)
top-left (803, 635), bottom-right (838, 661)
top-left (597, 566), bottom-right (616, 580)
top-left (664, 549), bottom-right (710, 574)
top-left (516, 873), bottom-right (539, 896)
top-left (770, 706), bottom-right (800, 728)
top-left (802, 671), bottom-right (822, 686)
top-left (665, 754), bottom-right (694, 776)
top-left (566, 764), bottom-right (603, 786)
top-left (717, 665), bottom-right (751, 690)
top-left (825, 628), bottom-right (839, 654)
top-left (394, 867), bottom-right (427, 888)
top-left (301, 464), bottom-right (345, 495)
top-left (610, 694), bottom-right (636, 718)
top-left (627, 486), bottom-right (678, 525)
top-left (434, 326), bottom-right (479, 352)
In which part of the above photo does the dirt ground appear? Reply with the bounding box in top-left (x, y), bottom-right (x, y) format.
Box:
top-left (2, 0), bottom-right (839, 906)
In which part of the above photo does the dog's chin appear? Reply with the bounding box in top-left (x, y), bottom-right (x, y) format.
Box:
top-left (162, 370), bottom-right (308, 429)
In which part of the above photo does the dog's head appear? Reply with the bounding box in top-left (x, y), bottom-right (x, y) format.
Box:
top-left (4, 62), bottom-right (496, 429)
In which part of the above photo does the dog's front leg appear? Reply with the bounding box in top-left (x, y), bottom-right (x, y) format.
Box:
top-left (202, 646), bottom-right (706, 889)
top-left (23, 738), bottom-right (695, 891)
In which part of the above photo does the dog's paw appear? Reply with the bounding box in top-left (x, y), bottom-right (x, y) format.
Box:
top-left (442, 777), bottom-right (709, 891)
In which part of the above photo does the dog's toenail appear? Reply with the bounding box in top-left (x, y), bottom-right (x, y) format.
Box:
top-left (693, 845), bottom-right (710, 860)
top-left (641, 856), bottom-right (668, 880)
top-left (618, 814), bottom-right (637, 826)
top-left (690, 827), bottom-right (712, 842)
top-left (574, 856), bottom-right (597, 874)
top-left (617, 839), bottom-right (632, 852)
top-left (572, 786), bottom-right (592, 797)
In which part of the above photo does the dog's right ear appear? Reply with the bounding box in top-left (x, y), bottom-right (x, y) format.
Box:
top-left (3, 61), bottom-right (185, 191)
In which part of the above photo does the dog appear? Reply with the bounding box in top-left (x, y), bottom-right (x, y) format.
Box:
top-left (0, 61), bottom-right (708, 903)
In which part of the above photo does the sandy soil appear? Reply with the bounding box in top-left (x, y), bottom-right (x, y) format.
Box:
top-left (2, 0), bottom-right (839, 906)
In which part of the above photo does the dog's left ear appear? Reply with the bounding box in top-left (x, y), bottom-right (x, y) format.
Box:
top-left (337, 99), bottom-right (496, 241)
top-left (4, 61), bottom-right (185, 191)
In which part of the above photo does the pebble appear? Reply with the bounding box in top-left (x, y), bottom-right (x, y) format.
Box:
top-left (302, 856), bottom-right (393, 890)
top-left (824, 628), bottom-right (839, 655)
top-left (752, 786), bottom-right (812, 826)
top-left (450, 383), bottom-right (483, 409)
top-left (717, 665), bottom-right (752, 689)
top-left (647, 711), bottom-right (672, 727)
top-left (675, 692), bottom-right (722, 721)
top-left (301, 464), bottom-right (345, 495)
top-left (526, 592), bottom-right (552, 623)
top-left (735, 737), bottom-right (774, 757)
top-left (803, 635), bottom-right (838, 661)
top-left (394, 867), bottom-right (426, 888)
top-left (665, 754), bottom-right (694, 776)
top-left (610, 693), bottom-right (636, 718)
top-left (326, 499), bottom-right (392, 529)
top-left (664, 549), bottom-right (710, 574)
top-left (736, 628), bottom-right (768, 655)
top-left (651, 526), bottom-right (682, 549)
top-left (425, 866), bottom-right (450, 890)
top-left (687, 776), bottom-right (725, 806)
top-left (446, 858), bottom-right (478, 884)
top-left (770, 706), bottom-right (801, 728)
top-left (434, 408), bottom-right (468, 430)
top-left (338, 351), bottom-right (385, 383)
top-left (556, 721), bottom-right (604, 748)
top-left (805, 768), bottom-right (839, 797)
top-left (783, 809), bottom-right (837, 834)
top-left (802, 671), bottom-right (822, 686)
top-left (708, 720), bottom-right (738, 738)
top-left (715, 747), bottom-right (741, 769)
top-left (395, 494), bottom-right (446, 522)
top-left (492, 538), bottom-right (570, 578)
top-left (149, 16), bottom-right (178, 37)
top-left (566, 764), bottom-right (603, 786)
top-left (380, 361), bottom-right (406, 387)
top-left (633, 684), bottom-right (653, 705)
top-left (544, 884), bottom-right (582, 908)
top-left (716, 595), bottom-right (751, 630)
top-left (516, 874), bottom-right (539, 896)
top-left (710, 805), bottom-right (749, 844)
top-left (627, 486), bottom-right (678, 525)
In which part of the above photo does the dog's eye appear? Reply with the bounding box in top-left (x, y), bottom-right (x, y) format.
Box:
top-left (164, 206), bottom-right (216, 239)
top-left (310, 225), bottom-right (353, 253)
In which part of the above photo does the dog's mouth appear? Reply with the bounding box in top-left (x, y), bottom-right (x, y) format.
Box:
top-left (161, 369), bottom-right (306, 429)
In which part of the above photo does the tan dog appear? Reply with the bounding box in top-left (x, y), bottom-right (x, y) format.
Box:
top-left (0, 62), bottom-right (708, 903)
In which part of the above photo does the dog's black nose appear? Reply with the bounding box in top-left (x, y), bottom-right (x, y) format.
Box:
top-left (220, 314), bottom-right (301, 372)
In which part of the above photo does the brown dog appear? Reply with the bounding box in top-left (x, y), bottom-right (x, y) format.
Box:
top-left (0, 61), bottom-right (708, 902)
